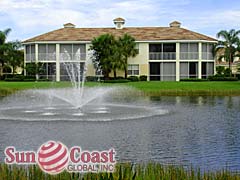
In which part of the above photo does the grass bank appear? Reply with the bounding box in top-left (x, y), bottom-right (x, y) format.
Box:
top-left (0, 163), bottom-right (239, 180)
top-left (0, 81), bottom-right (240, 96)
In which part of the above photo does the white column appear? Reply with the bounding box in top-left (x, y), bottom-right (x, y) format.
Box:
top-left (23, 45), bottom-right (26, 76)
top-left (35, 44), bottom-right (39, 80)
top-left (56, 44), bottom-right (60, 82)
top-left (176, 42), bottom-right (180, 81)
top-left (198, 42), bottom-right (202, 79)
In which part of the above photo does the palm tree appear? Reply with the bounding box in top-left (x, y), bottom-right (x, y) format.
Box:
top-left (90, 34), bottom-right (117, 79)
top-left (0, 28), bottom-right (12, 77)
top-left (118, 34), bottom-right (138, 78)
top-left (216, 29), bottom-right (240, 76)
top-left (6, 41), bottom-right (23, 75)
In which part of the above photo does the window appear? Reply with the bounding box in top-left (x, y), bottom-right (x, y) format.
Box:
top-left (149, 44), bottom-right (162, 52)
top-left (180, 43), bottom-right (199, 60)
top-left (38, 44), bottom-right (56, 61)
top-left (60, 44), bottom-right (86, 61)
top-left (202, 43), bottom-right (214, 60)
top-left (149, 62), bottom-right (161, 80)
top-left (149, 62), bottom-right (176, 81)
top-left (135, 43), bottom-right (139, 54)
top-left (180, 62), bottom-right (198, 79)
top-left (202, 62), bottom-right (214, 78)
top-left (149, 43), bottom-right (176, 60)
top-left (128, 64), bottom-right (139, 75)
top-left (38, 63), bottom-right (56, 80)
top-left (189, 62), bottom-right (198, 78)
top-left (60, 62), bottom-right (85, 81)
top-left (162, 63), bottom-right (176, 81)
top-left (26, 44), bottom-right (35, 62)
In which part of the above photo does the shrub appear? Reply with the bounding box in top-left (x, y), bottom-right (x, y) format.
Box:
top-left (37, 79), bottom-right (50, 82)
top-left (180, 78), bottom-right (208, 82)
top-left (224, 68), bottom-right (232, 77)
top-left (127, 76), bottom-right (139, 82)
top-left (139, 75), bottom-right (147, 81)
top-left (5, 78), bottom-right (23, 82)
top-left (86, 76), bottom-right (98, 82)
top-left (216, 66), bottom-right (225, 75)
top-left (115, 76), bottom-right (125, 80)
top-left (104, 79), bottom-right (130, 83)
top-left (208, 76), bottom-right (238, 81)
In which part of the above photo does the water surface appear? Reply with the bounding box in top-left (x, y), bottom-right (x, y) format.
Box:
top-left (0, 95), bottom-right (240, 171)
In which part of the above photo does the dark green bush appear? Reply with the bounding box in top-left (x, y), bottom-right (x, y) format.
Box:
top-left (208, 76), bottom-right (238, 81)
top-left (86, 76), bottom-right (98, 82)
top-left (127, 76), bottom-right (139, 82)
top-left (139, 75), bottom-right (147, 81)
top-left (224, 68), bottom-right (232, 77)
top-left (4, 75), bottom-right (50, 82)
top-left (216, 66), bottom-right (225, 75)
top-left (104, 79), bottom-right (130, 83)
top-left (180, 78), bottom-right (208, 82)
top-left (4, 78), bottom-right (23, 82)
top-left (38, 79), bottom-right (50, 82)
top-left (115, 76), bottom-right (124, 80)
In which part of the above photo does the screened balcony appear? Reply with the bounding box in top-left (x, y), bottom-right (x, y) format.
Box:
top-left (25, 44), bottom-right (35, 62)
top-left (149, 62), bottom-right (176, 81)
top-left (60, 44), bottom-right (86, 61)
top-left (180, 43), bottom-right (199, 60)
top-left (38, 44), bottom-right (56, 61)
top-left (149, 43), bottom-right (176, 60)
top-left (202, 43), bottom-right (214, 60)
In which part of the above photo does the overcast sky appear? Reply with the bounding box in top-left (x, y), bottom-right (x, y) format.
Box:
top-left (0, 0), bottom-right (240, 41)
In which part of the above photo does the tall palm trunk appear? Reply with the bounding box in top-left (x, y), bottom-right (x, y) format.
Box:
top-left (229, 52), bottom-right (232, 77)
top-left (0, 62), bottom-right (3, 78)
top-left (124, 68), bottom-right (127, 79)
top-left (114, 69), bottom-right (117, 79)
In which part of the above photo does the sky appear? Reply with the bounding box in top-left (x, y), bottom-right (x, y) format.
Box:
top-left (0, 0), bottom-right (240, 41)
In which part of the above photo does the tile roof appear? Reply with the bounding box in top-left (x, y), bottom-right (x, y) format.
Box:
top-left (23, 26), bottom-right (217, 43)
top-left (113, 17), bottom-right (125, 22)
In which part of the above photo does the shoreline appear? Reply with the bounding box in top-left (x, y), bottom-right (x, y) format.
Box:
top-left (1, 81), bottom-right (240, 97)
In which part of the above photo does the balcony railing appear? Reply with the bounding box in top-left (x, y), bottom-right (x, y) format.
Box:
top-left (202, 52), bottom-right (214, 60)
top-left (180, 52), bottom-right (199, 60)
top-left (26, 54), bottom-right (35, 62)
top-left (149, 52), bottom-right (176, 60)
top-left (38, 53), bottom-right (56, 61)
top-left (60, 53), bottom-right (86, 61)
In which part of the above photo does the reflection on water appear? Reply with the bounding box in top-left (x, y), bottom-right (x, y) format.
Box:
top-left (0, 96), bottom-right (240, 171)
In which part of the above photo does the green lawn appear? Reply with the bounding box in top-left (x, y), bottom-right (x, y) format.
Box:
top-left (0, 81), bottom-right (240, 96)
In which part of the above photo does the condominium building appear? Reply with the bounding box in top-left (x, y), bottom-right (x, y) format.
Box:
top-left (23, 18), bottom-right (217, 81)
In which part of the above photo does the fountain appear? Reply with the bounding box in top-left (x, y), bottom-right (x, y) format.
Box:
top-left (0, 52), bottom-right (168, 121)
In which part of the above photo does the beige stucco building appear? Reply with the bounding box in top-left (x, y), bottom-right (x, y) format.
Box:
top-left (22, 18), bottom-right (217, 81)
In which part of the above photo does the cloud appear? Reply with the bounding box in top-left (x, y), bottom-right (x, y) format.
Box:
top-left (0, 0), bottom-right (239, 40)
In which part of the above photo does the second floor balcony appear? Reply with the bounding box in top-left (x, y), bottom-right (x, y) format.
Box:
top-left (180, 52), bottom-right (199, 60)
top-left (26, 54), bottom-right (35, 62)
top-left (149, 52), bottom-right (176, 60)
top-left (60, 53), bottom-right (86, 61)
top-left (38, 53), bottom-right (56, 61)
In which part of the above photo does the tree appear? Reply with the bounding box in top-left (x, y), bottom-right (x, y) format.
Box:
top-left (90, 33), bottom-right (137, 79)
top-left (90, 34), bottom-right (118, 79)
top-left (6, 41), bottom-right (23, 75)
top-left (0, 28), bottom-right (12, 77)
top-left (118, 34), bottom-right (138, 78)
top-left (216, 29), bottom-right (240, 76)
top-left (25, 62), bottom-right (45, 77)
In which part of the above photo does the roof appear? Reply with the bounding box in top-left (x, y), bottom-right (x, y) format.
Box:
top-left (23, 26), bottom-right (217, 43)
top-left (64, 23), bottom-right (75, 26)
top-left (113, 17), bottom-right (125, 22)
top-left (170, 21), bottom-right (181, 25)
